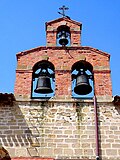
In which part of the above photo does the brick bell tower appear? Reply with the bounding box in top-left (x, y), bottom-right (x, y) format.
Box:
top-left (14, 11), bottom-right (112, 101)
top-left (9, 6), bottom-right (120, 160)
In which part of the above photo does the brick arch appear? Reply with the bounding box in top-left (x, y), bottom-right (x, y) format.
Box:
top-left (32, 60), bottom-right (55, 73)
top-left (56, 25), bottom-right (71, 46)
top-left (57, 25), bottom-right (70, 33)
top-left (31, 60), bottom-right (55, 98)
top-left (71, 60), bottom-right (93, 73)
top-left (71, 60), bottom-right (94, 96)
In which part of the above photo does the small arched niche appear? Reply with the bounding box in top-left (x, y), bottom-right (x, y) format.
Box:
top-left (56, 25), bottom-right (71, 46)
top-left (31, 60), bottom-right (55, 99)
top-left (71, 60), bottom-right (94, 98)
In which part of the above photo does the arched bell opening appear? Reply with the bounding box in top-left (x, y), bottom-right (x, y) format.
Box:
top-left (71, 60), bottom-right (94, 98)
top-left (56, 25), bottom-right (71, 46)
top-left (31, 60), bottom-right (55, 99)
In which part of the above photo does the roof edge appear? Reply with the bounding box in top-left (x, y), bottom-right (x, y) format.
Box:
top-left (46, 17), bottom-right (82, 26)
top-left (16, 46), bottom-right (110, 58)
top-left (113, 95), bottom-right (120, 106)
top-left (0, 93), bottom-right (15, 105)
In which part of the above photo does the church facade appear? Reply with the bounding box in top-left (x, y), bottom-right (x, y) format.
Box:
top-left (0, 11), bottom-right (120, 160)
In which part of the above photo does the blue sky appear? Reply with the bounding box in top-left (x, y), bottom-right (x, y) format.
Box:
top-left (0, 0), bottom-right (120, 96)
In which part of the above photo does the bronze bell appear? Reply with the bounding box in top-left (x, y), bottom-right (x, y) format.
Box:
top-left (74, 70), bottom-right (92, 95)
top-left (59, 31), bottom-right (69, 46)
top-left (34, 69), bottom-right (53, 94)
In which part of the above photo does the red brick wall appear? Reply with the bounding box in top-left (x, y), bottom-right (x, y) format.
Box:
top-left (46, 17), bottom-right (82, 47)
top-left (55, 70), bottom-right (71, 97)
top-left (14, 47), bottom-right (112, 99)
top-left (14, 17), bottom-right (112, 99)
top-left (94, 71), bottom-right (112, 96)
top-left (46, 31), bottom-right (56, 46)
top-left (71, 31), bottom-right (81, 46)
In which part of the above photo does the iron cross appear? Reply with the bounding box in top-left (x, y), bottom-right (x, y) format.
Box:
top-left (58, 5), bottom-right (69, 17)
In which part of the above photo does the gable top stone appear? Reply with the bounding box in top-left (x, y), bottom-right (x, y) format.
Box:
top-left (46, 17), bottom-right (82, 27)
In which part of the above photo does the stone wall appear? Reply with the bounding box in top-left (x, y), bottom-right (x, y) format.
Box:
top-left (0, 98), bottom-right (120, 160)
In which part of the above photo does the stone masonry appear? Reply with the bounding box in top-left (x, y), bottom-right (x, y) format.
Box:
top-left (0, 96), bottom-right (120, 160)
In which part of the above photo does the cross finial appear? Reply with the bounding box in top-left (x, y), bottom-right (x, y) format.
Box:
top-left (58, 5), bottom-right (69, 18)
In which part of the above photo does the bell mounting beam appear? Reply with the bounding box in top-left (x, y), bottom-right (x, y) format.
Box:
top-left (58, 5), bottom-right (69, 18)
